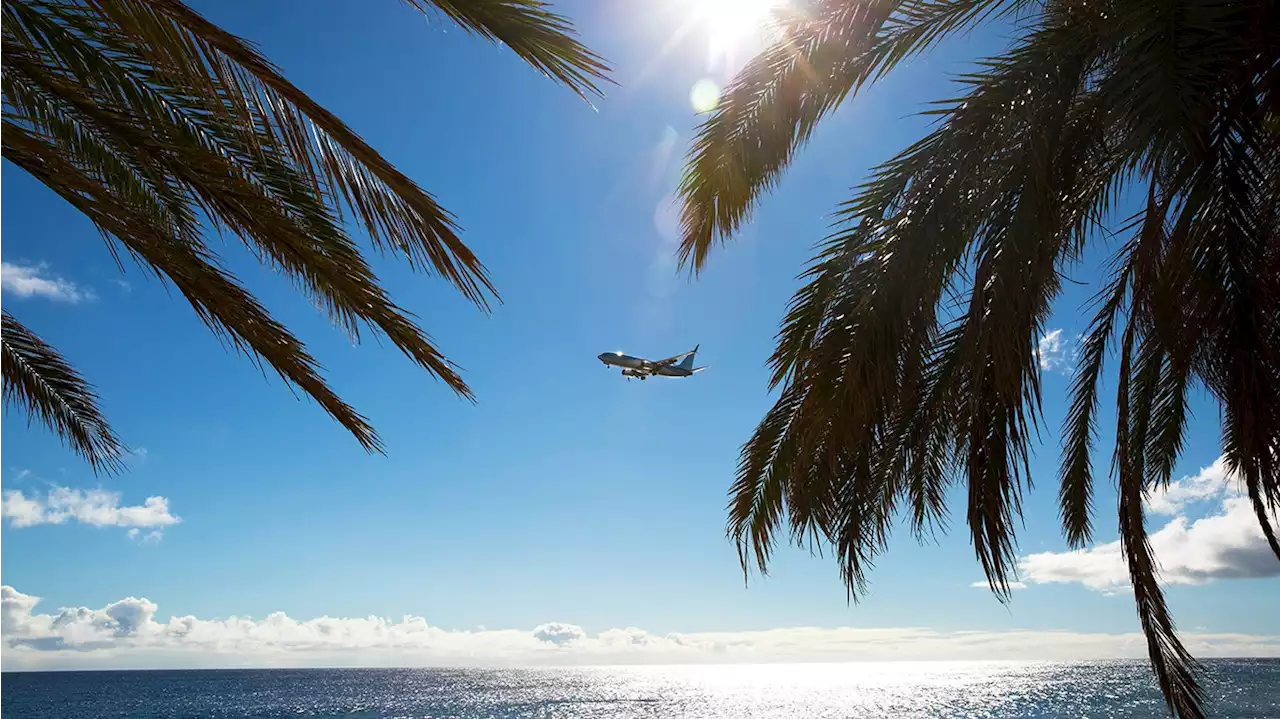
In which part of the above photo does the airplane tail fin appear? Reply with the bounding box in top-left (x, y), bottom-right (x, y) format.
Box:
top-left (678, 344), bottom-right (699, 370)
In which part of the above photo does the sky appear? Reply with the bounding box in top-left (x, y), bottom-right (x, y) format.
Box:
top-left (1, 0), bottom-right (1277, 670)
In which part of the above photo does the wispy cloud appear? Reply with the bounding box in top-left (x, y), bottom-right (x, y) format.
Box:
top-left (1016, 455), bottom-right (1278, 593)
top-left (969, 581), bottom-right (1027, 591)
top-left (1036, 329), bottom-right (1069, 372)
top-left (1, 487), bottom-right (179, 539)
top-left (126, 528), bottom-right (164, 545)
top-left (2, 585), bottom-right (1277, 670)
top-left (1, 262), bottom-right (93, 303)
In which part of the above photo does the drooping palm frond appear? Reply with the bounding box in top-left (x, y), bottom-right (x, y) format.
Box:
top-left (413, 0), bottom-right (612, 101)
top-left (676, 0), bottom-right (1027, 272)
top-left (1114, 319), bottom-right (1206, 719)
top-left (1, 0), bottom-right (610, 451)
top-left (729, 11), bottom-right (1116, 593)
top-left (701, 1), bottom-right (1280, 717)
top-left (2, 312), bottom-right (126, 473)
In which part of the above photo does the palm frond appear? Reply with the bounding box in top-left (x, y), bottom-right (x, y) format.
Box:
top-left (1059, 249), bottom-right (1132, 548)
top-left (1115, 322), bottom-right (1206, 719)
top-left (2, 0), bottom-right (611, 451)
top-left (98, 0), bottom-right (498, 307)
top-left (725, 16), bottom-right (1118, 598)
top-left (413, 0), bottom-right (612, 101)
top-left (2, 120), bottom-right (383, 451)
top-left (729, 381), bottom-right (805, 578)
top-left (692, 2), bottom-right (1280, 717)
top-left (676, 0), bottom-right (1022, 272)
top-left (1, 312), bottom-right (126, 473)
top-left (1182, 62), bottom-right (1280, 559)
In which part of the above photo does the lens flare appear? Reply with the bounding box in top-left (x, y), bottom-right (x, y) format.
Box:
top-left (690, 79), bottom-right (721, 113)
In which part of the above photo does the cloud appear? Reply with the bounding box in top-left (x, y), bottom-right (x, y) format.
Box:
top-left (1017, 456), bottom-right (1278, 593)
top-left (2, 586), bottom-right (1277, 671)
top-left (969, 581), bottom-right (1027, 591)
top-left (126, 528), bottom-right (164, 545)
top-left (533, 622), bottom-right (586, 645)
top-left (1, 492), bottom-right (47, 528)
top-left (1036, 329), bottom-right (1068, 372)
top-left (1145, 455), bottom-right (1233, 516)
top-left (1, 262), bottom-right (93, 303)
top-left (1, 487), bottom-right (180, 539)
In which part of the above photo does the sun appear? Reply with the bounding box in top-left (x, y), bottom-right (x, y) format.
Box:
top-left (656, 0), bottom-right (791, 113)
top-left (694, 0), bottom-right (788, 56)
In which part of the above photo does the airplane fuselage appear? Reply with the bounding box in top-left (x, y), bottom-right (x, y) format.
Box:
top-left (597, 351), bottom-right (698, 378)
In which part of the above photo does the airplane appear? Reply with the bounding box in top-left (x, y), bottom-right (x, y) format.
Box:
top-left (597, 345), bottom-right (706, 380)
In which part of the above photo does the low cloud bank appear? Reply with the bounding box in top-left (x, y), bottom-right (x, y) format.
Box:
top-left (4, 586), bottom-right (1277, 671)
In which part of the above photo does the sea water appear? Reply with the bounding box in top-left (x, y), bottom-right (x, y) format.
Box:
top-left (2, 661), bottom-right (1277, 718)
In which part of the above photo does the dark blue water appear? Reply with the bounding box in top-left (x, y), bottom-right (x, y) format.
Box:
top-left (3, 661), bottom-right (1278, 718)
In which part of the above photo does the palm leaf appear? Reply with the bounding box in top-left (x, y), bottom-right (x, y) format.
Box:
top-left (413, 0), bottom-right (612, 101)
top-left (1059, 254), bottom-right (1131, 548)
top-left (2, 0), bottom-right (612, 451)
top-left (689, 2), bottom-right (1280, 717)
top-left (676, 0), bottom-right (1022, 272)
top-left (1115, 322), bottom-right (1205, 719)
top-left (3, 120), bottom-right (386, 450)
top-left (1, 312), bottom-right (126, 473)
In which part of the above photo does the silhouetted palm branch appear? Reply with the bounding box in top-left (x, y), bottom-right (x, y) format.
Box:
top-left (685, 1), bottom-right (1280, 717)
top-left (2, 0), bottom-right (610, 452)
top-left (2, 311), bottom-right (126, 472)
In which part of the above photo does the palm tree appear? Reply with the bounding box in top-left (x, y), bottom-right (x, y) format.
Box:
top-left (676, 1), bottom-right (1278, 717)
top-left (1, 0), bottom-right (610, 471)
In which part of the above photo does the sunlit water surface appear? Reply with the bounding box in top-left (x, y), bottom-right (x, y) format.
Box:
top-left (3, 661), bottom-right (1277, 718)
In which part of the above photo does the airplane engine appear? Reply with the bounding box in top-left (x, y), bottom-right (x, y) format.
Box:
top-left (622, 369), bottom-right (646, 379)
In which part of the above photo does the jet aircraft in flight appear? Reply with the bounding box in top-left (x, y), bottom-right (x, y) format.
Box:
top-left (597, 346), bottom-right (705, 380)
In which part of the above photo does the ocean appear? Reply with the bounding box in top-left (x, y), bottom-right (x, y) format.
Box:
top-left (2, 661), bottom-right (1277, 718)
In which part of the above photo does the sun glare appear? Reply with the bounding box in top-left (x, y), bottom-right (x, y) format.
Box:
top-left (681, 0), bottom-right (788, 112)
top-left (695, 0), bottom-right (787, 51)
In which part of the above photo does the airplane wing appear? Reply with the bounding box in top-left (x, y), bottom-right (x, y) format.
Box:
top-left (648, 349), bottom-right (695, 370)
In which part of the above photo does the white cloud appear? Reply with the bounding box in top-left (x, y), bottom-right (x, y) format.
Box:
top-left (1036, 329), bottom-right (1068, 372)
top-left (1, 262), bottom-right (93, 303)
top-left (1145, 456), bottom-right (1234, 516)
top-left (969, 581), bottom-right (1027, 591)
top-left (1017, 456), bottom-right (1278, 593)
top-left (1, 487), bottom-right (179, 539)
top-left (125, 528), bottom-right (163, 544)
top-left (2, 585), bottom-right (1277, 671)
top-left (533, 622), bottom-right (587, 645)
top-left (0, 491), bottom-right (48, 528)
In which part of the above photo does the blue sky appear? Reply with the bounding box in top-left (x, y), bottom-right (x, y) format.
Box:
top-left (2, 0), bottom-right (1277, 668)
